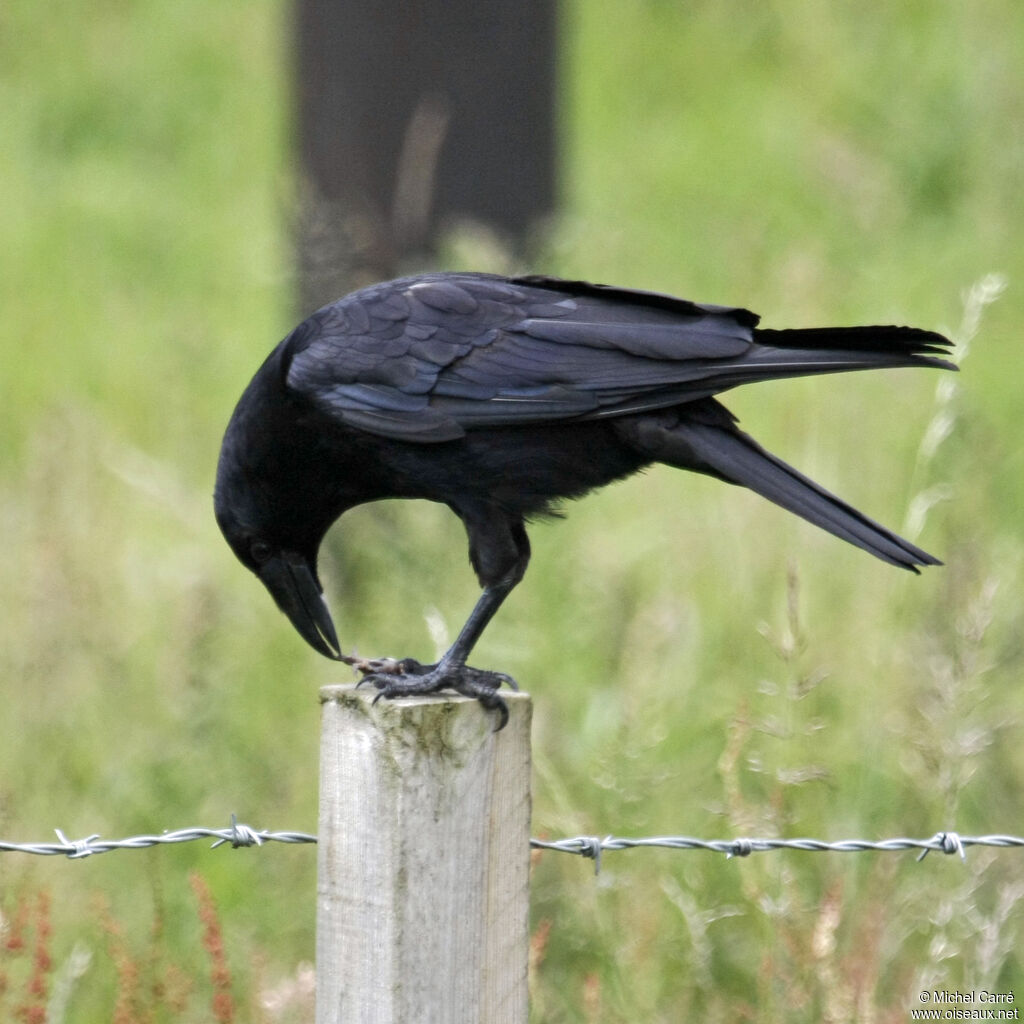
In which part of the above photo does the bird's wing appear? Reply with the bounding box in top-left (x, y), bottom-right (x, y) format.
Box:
top-left (284, 273), bottom-right (762, 442)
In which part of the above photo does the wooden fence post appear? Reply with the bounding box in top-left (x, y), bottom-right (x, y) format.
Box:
top-left (316, 684), bottom-right (532, 1024)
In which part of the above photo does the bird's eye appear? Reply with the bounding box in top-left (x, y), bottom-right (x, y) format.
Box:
top-left (250, 540), bottom-right (273, 564)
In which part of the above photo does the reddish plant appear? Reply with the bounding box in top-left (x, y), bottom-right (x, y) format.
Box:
top-left (189, 873), bottom-right (234, 1023)
top-left (12, 890), bottom-right (52, 1024)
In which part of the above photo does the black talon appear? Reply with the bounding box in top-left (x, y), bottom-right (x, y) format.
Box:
top-left (352, 657), bottom-right (517, 730)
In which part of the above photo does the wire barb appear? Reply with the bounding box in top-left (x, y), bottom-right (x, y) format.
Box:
top-left (53, 829), bottom-right (101, 860)
top-left (210, 814), bottom-right (264, 850)
top-left (728, 838), bottom-right (754, 859)
top-left (916, 830), bottom-right (967, 862)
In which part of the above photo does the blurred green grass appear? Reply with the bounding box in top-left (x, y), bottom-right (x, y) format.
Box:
top-left (3, 0), bottom-right (1024, 1019)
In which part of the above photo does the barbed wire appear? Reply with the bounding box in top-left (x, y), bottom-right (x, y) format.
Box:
top-left (0, 818), bottom-right (316, 859)
top-left (2, 818), bottom-right (1023, 871)
top-left (530, 831), bottom-right (1024, 874)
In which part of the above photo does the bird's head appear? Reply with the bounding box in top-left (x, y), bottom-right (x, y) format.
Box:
top-left (215, 334), bottom-right (356, 661)
top-left (215, 497), bottom-right (343, 661)
top-left (214, 385), bottom-right (346, 663)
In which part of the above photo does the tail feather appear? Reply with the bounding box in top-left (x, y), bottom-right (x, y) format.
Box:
top-left (681, 347), bottom-right (954, 398)
top-left (634, 411), bottom-right (939, 571)
top-left (755, 325), bottom-right (955, 364)
top-left (649, 327), bottom-right (957, 405)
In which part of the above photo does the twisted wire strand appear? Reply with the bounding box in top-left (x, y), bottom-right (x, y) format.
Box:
top-left (529, 830), bottom-right (1023, 872)
top-left (1, 817), bottom-right (316, 859)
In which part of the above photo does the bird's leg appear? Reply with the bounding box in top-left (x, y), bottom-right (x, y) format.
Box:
top-left (352, 506), bottom-right (529, 729)
top-left (351, 577), bottom-right (519, 730)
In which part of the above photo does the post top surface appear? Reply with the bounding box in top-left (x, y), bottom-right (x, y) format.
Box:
top-left (319, 682), bottom-right (531, 707)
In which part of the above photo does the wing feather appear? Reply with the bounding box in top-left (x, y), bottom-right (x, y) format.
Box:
top-left (285, 272), bottom-right (762, 441)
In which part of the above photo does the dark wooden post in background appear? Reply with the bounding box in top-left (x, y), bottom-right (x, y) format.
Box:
top-left (294, 0), bottom-right (558, 312)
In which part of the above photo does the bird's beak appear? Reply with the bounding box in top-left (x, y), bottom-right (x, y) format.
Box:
top-left (258, 554), bottom-right (343, 660)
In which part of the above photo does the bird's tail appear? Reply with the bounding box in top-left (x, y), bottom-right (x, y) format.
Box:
top-left (624, 401), bottom-right (939, 571)
top-left (755, 324), bottom-right (953, 361)
top-left (700, 325), bottom-right (957, 393)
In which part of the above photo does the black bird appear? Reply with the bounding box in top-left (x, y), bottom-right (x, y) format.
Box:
top-left (215, 273), bottom-right (954, 727)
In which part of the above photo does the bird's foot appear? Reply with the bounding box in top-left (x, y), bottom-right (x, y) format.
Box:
top-left (349, 656), bottom-right (518, 731)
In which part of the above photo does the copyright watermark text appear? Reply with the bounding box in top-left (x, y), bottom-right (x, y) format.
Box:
top-left (912, 990), bottom-right (1017, 1020)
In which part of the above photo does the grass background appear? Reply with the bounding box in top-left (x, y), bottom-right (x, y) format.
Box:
top-left (2, 0), bottom-right (1023, 1019)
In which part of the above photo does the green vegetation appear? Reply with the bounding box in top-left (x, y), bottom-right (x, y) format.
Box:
top-left (2, 0), bottom-right (1023, 1019)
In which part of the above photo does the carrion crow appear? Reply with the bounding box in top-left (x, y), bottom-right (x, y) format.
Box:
top-left (215, 273), bottom-right (955, 727)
